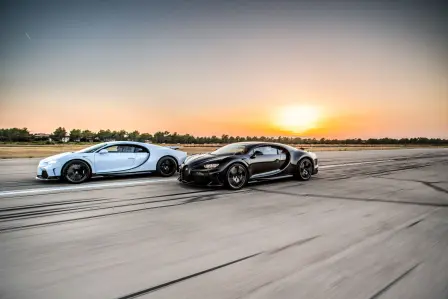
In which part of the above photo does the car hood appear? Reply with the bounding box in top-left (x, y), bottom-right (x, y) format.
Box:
top-left (184, 153), bottom-right (231, 166)
top-left (40, 152), bottom-right (74, 163)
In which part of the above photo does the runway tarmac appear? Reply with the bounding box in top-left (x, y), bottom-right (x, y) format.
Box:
top-left (0, 148), bottom-right (447, 299)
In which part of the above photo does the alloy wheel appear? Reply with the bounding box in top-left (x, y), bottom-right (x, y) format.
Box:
top-left (227, 164), bottom-right (247, 189)
top-left (299, 159), bottom-right (313, 180)
top-left (66, 162), bottom-right (89, 183)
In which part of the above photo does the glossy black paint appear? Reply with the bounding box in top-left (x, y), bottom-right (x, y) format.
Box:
top-left (178, 142), bottom-right (318, 186)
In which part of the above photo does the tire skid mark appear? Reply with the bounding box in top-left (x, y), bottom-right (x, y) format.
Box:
top-left (373, 176), bottom-right (448, 196)
top-left (421, 182), bottom-right (448, 195)
top-left (323, 163), bottom-right (434, 181)
top-left (0, 189), bottom-right (212, 212)
top-left (249, 188), bottom-right (448, 207)
top-left (114, 252), bottom-right (261, 299)
top-left (368, 263), bottom-right (420, 299)
top-left (0, 192), bottom-right (216, 221)
top-left (0, 190), bottom-right (249, 233)
top-left (245, 211), bottom-right (434, 298)
top-left (406, 219), bottom-right (423, 228)
top-left (269, 235), bottom-right (319, 255)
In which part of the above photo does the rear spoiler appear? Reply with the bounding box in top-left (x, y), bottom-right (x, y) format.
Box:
top-left (166, 146), bottom-right (180, 150)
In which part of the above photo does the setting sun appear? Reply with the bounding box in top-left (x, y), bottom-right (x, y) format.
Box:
top-left (273, 105), bottom-right (321, 134)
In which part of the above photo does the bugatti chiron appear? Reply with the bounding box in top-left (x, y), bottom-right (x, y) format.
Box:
top-left (36, 141), bottom-right (187, 183)
top-left (178, 142), bottom-right (318, 190)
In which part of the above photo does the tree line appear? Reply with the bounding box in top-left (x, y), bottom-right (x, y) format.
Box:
top-left (1, 127), bottom-right (447, 145)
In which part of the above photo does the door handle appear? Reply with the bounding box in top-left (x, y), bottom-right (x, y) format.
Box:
top-left (128, 157), bottom-right (135, 159)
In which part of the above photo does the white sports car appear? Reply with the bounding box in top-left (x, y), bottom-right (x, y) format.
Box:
top-left (36, 141), bottom-right (187, 183)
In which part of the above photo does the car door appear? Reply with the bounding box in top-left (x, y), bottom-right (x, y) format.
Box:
top-left (249, 146), bottom-right (281, 176)
top-left (133, 145), bottom-right (150, 169)
top-left (277, 146), bottom-right (288, 168)
top-left (94, 144), bottom-right (136, 173)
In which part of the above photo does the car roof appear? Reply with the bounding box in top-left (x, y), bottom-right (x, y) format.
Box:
top-left (99, 141), bottom-right (144, 146)
top-left (230, 141), bottom-right (294, 149)
top-left (99, 141), bottom-right (161, 149)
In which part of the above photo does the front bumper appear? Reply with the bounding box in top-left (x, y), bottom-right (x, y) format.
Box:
top-left (178, 165), bottom-right (224, 186)
top-left (312, 156), bottom-right (319, 175)
top-left (36, 164), bottom-right (61, 180)
top-left (36, 175), bottom-right (60, 181)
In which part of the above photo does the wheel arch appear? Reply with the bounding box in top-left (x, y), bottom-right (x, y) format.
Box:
top-left (218, 157), bottom-right (249, 172)
top-left (298, 155), bottom-right (314, 167)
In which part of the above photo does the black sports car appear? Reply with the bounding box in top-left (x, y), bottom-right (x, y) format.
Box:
top-left (178, 142), bottom-right (318, 190)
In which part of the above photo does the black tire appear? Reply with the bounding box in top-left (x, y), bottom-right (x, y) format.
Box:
top-left (296, 158), bottom-right (313, 181)
top-left (62, 160), bottom-right (91, 184)
top-left (224, 163), bottom-right (248, 190)
top-left (157, 156), bottom-right (178, 177)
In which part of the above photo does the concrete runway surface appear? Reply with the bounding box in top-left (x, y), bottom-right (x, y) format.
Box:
top-left (0, 148), bottom-right (447, 299)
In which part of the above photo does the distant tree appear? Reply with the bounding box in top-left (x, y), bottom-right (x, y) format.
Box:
top-left (69, 129), bottom-right (82, 142)
top-left (210, 135), bottom-right (219, 143)
top-left (0, 128), bottom-right (30, 142)
top-left (113, 130), bottom-right (127, 141)
top-left (170, 132), bottom-right (179, 143)
top-left (52, 127), bottom-right (67, 142)
top-left (138, 133), bottom-right (152, 142)
top-left (153, 131), bottom-right (164, 143)
top-left (81, 130), bottom-right (95, 142)
top-left (128, 130), bottom-right (140, 141)
top-left (2, 126), bottom-right (448, 146)
top-left (97, 129), bottom-right (113, 141)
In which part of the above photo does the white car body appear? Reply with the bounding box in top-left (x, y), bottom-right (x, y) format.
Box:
top-left (37, 141), bottom-right (187, 180)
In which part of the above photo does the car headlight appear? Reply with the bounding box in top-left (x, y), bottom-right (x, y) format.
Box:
top-left (203, 163), bottom-right (219, 169)
top-left (47, 160), bottom-right (58, 165)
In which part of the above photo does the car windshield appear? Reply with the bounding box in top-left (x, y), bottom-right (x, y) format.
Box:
top-left (76, 143), bottom-right (106, 153)
top-left (212, 144), bottom-right (248, 155)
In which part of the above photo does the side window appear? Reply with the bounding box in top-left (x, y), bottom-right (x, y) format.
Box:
top-left (257, 146), bottom-right (278, 155)
top-left (104, 145), bottom-right (137, 153)
top-left (104, 145), bottom-right (120, 153)
top-left (134, 146), bottom-right (149, 153)
top-left (277, 147), bottom-right (287, 155)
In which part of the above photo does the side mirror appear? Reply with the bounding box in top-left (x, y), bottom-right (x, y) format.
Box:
top-left (251, 151), bottom-right (263, 159)
top-left (99, 149), bottom-right (108, 155)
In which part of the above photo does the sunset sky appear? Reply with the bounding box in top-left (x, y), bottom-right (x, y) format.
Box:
top-left (0, 0), bottom-right (447, 138)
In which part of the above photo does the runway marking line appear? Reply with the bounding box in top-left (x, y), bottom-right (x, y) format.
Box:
top-left (0, 159), bottom-right (398, 197)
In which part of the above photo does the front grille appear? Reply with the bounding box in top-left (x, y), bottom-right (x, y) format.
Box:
top-left (193, 175), bottom-right (210, 184)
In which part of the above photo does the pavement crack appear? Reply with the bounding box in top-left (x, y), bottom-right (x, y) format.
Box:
top-left (114, 252), bottom-right (261, 299)
top-left (368, 263), bottom-right (420, 299)
top-left (269, 236), bottom-right (319, 255)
